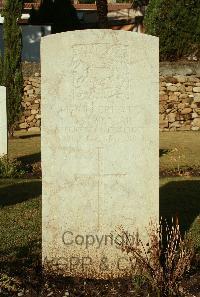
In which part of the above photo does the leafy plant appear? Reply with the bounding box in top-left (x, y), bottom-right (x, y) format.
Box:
top-left (0, 51), bottom-right (3, 85)
top-left (0, 155), bottom-right (26, 178)
top-left (121, 220), bottom-right (194, 297)
top-left (2, 0), bottom-right (24, 136)
top-left (187, 216), bottom-right (200, 256)
top-left (144, 0), bottom-right (200, 60)
top-left (0, 273), bottom-right (21, 293)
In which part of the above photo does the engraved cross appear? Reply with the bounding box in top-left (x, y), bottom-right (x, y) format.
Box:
top-left (75, 147), bottom-right (127, 229)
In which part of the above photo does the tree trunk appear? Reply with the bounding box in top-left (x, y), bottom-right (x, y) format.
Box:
top-left (96, 0), bottom-right (109, 29)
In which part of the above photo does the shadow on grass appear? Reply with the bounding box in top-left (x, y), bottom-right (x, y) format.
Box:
top-left (17, 153), bottom-right (41, 165)
top-left (18, 134), bottom-right (40, 139)
top-left (160, 180), bottom-right (200, 234)
top-left (0, 180), bottom-right (42, 207)
top-left (159, 149), bottom-right (170, 157)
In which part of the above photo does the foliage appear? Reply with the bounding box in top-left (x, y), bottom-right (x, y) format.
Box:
top-left (30, 0), bottom-right (80, 33)
top-left (0, 51), bottom-right (3, 85)
top-left (78, 0), bottom-right (96, 3)
top-left (144, 0), bottom-right (200, 60)
top-left (0, 156), bottom-right (26, 178)
top-left (2, 0), bottom-right (24, 136)
top-left (133, 0), bottom-right (149, 6)
top-left (188, 215), bottom-right (200, 254)
top-left (96, 0), bottom-right (109, 28)
top-left (121, 221), bottom-right (194, 297)
top-left (0, 273), bottom-right (21, 294)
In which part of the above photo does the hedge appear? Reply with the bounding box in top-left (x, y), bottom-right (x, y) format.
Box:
top-left (144, 0), bottom-right (200, 60)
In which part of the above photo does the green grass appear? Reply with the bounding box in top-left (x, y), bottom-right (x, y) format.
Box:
top-left (160, 131), bottom-right (200, 171)
top-left (9, 130), bottom-right (41, 166)
top-left (0, 179), bottom-right (41, 276)
top-left (160, 177), bottom-right (200, 235)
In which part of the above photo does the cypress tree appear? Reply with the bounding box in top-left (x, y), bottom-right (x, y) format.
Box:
top-left (0, 52), bottom-right (3, 85)
top-left (2, 0), bottom-right (23, 136)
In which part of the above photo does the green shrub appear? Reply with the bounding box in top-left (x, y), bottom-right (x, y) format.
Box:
top-left (0, 51), bottom-right (3, 85)
top-left (2, 0), bottom-right (24, 136)
top-left (144, 0), bottom-right (200, 60)
top-left (78, 0), bottom-right (95, 3)
top-left (188, 216), bottom-right (200, 254)
top-left (0, 156), bottom-right (26, 178)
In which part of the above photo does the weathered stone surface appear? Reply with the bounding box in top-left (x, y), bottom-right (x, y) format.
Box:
top-left (167, 113), bottom-right (176, 122)
top-left (27, 115), bottom-right (35, 122)
top-left (31, 109), bottom-right (38, 115)
top-left (169, 121), bottom-right (181, 128)
top-left (192, 112), bottom-right (198, 118)
top-left (168, 94), bottom-right (178, 101)
top-left (193, 87), bottom-right (200, 93)
top-left (24, 85), bottom-right (32, 91)
top-left (167, 85), bottom-right (178, 92)
top-left (192, 126), bottom-right (200, 131)
top-left (188, 76), bottom-right (199, 83)
top-left (160, 94), bottom-right (168, 101)
top-left (181, 108), bottom-right (192, 114)
top-left (28, 127), bottom-right (40, 132)
top-left (191, 103), bottom-right (197, 109)
top-left (185, 86), bottom-right (193, 92)
top-left (160, 90), bottom-right (166, 96)
top-left (42, 30), bottom-right (159, 278)
top-left (194, 94), bottom-right (200, 102)
top-left (174, 75), bottom-right (186, 83)
top-left (0, 87), bottom-right (7, 156)
top-left (159, 105), bottom-right (166, 113)
top-left (35, 114), bottom-right (41, 119)
top-left (179, 94), bottom-right (188, 99)
top-left (27, 89), bottom-right (34, 95)
top-left (192, 118), bottom-right (200, 127)
top-left (160, 120), bottom-right (169, 128)
top-left (19, 122), bottom-right (28, 129)
top-left (18, 73), bottom-right (41, 131)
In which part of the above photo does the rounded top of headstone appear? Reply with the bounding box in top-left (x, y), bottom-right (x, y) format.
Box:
top-left (41, 29), bottom-right (158, 47)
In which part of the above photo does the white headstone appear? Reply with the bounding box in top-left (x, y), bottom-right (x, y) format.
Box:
top-left (0, 87), bottom-right (7, 156)
top-left (42, 30), bottom-right (159, 279)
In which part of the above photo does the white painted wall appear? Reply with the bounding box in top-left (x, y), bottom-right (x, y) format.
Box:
top-left (0, 25), bottom-right (51, 62)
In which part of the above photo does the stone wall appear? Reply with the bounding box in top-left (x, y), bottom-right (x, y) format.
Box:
top-left (18, 64), bottom-right (200, 132)
top-left (160, 75), bottom-right (200, 131)
top-left (18, 72), bottom-right (41, 132)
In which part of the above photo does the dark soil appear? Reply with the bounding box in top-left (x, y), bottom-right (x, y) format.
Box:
top-left (160, 167), bottom-right (200, 178)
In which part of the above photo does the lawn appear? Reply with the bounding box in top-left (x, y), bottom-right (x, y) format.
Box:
top-left (160, 131), bottom-right (200, 171)
top-left (8, 131), bottom-right (41, 166)
top-left (0, 179), bottom-right (41, 289)
top-left (0, 131), bottom-right (199, 295)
